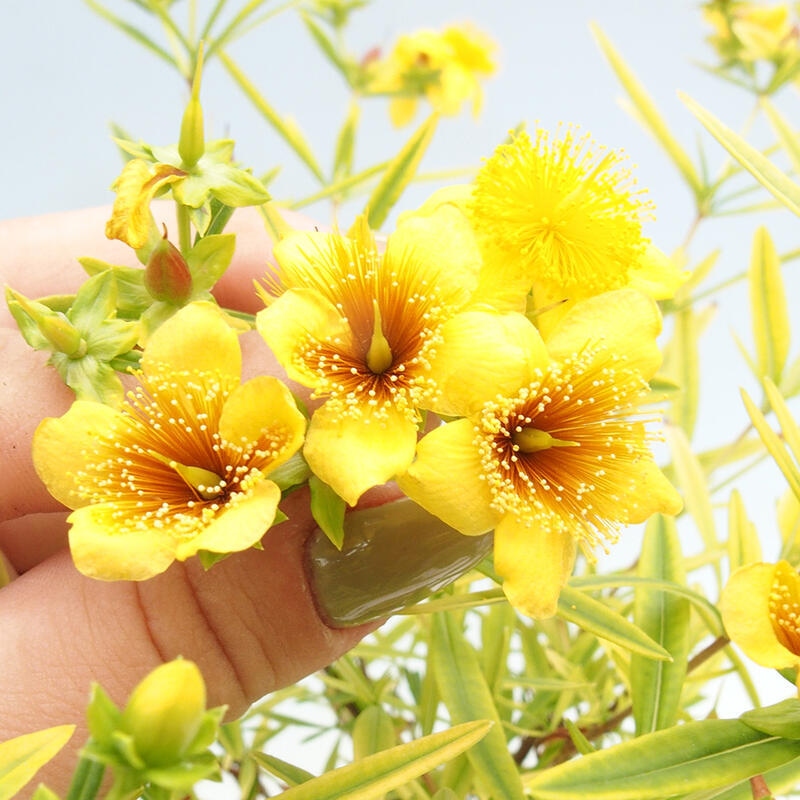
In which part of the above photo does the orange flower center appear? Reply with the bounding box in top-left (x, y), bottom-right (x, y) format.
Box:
top-left (769, 561), bottom-right (800, 656)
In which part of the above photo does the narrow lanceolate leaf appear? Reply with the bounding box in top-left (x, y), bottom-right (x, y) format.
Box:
top-left (727, 489), bottom-right (762, 571)
top-left (665, 425), bottom-right (719, 551)
top-left (741, 388), bottom-right (800, 500)
top-left (251, 752), bottom-right (316, 788)
top-left (662, 307), bottom-right (701, 438)
top-left (762, 97), bottom-right (800, 175)
top-left (333, 100), bottom-right (360, 182)
top-left (0, 725), bottom-right (75, 800)
top-left (591, 26), bottom-right (703, 198)
top-left (557, 586), bottom-right (670, 661)
top-left (682, 93), bottom-right (800, 217)
top-left (764, 378), bottom-right (800, 470)
top-left (748, 227), bottom-right (790, 384)
top-left (524, 718), bottom-right (800, 800)
top-left (631, 515), bottom-right (690, 735)
top-left (276, 720), bottom-right (492, 800)
top-left (364, 114), bottom-right (438, 230)
top-left (430, 613), bottom-right (526, 800)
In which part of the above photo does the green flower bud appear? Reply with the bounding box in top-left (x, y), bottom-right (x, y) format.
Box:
top-left (120, 659), bottom-right (206, 767)
top-left (179, 49), bottom-right (205, 168)
top-left (39, 314), bottom-right (87, 358)
top-left (145, 228), bottom-right (193, 304)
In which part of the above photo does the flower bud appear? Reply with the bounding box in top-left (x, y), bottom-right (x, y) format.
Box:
top-left (179, 49), bottom-right (205, 168)
top-left (121, 659), bottom-right (206, 767)
top-left (40, 314), bottom-right (88, 357)
top-left (145, 228), bottom-right (193, 304)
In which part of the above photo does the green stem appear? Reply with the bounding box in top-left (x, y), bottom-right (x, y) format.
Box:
top-left (65, 756), bottom-right (106, 800)
top-left (176, 203), bottom-right (192, 255)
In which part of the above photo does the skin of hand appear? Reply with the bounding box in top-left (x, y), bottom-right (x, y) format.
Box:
top-left (0, 206), bottom-right (386, 793)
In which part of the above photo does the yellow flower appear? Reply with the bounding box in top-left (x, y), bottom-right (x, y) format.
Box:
top-left (468, 128), bottom-right (684, 333)
top-left (705, 2), bottom-right (796, 63)
top-left (33, 302), bottom-right (305, 580)
top-left (369, 23), bottom-right (496, 127)
top-left (720, 560), bottom-right (800, 675)
top-left (397, 289), bottom-right (682, 618)
top-left (256, 212), bottom-right (482, 506)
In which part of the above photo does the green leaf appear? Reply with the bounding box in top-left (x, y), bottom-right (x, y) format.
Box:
top-left (364, 114), bottom-right (438, 230)
top-left (727, 489), bottom-right (762, 571)
top-left (741, 698), bottom-right (800, 740)
top-left (524, 718), bottom-right (800, 800)
top-left (748, 227), bottom-right (790, 384)
top-left (353, 706), bottom-right (396, 760)
top-left (250, 752), bottom-right (315, 788)
top-left (0, 726), bottom-right (75, 800)
top-left (556, 585), bottom-right (670, 661)
top-left (592, 26), bottom-right (703, 198)
top-left (277, 720), bottom-right (492, 800)
top-left (186, 233), bottom-right (236, 294)
top-left (762, 97), bottom-right (800, 175)
top-left (631, 515), bottom-right (690, 734)
top-left (681, 93), bottom-right (800, 217)
top-left (430, 613), bottom-right (526, 800)
top-left (309, 475), bottom-right (346, 549)
top-left (661, 307), bottom-right (702, 438)
top-left (333, 100), bottom-right (360, 181)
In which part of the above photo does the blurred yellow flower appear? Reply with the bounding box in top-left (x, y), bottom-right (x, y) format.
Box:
top-left (720, 559), bottom-right (800, 676)
top-left (397, 290), bottom-right (682, 618)
top-left (368, 23), bottom-right (496, 127)
top-left (704, 2), bottom-right (797, 63)
top-left (33, 302), bottom-right (305, 580)
top-left (256, 212), bottom-right (483, 505)
top-left (468, 128), bottom-right (684, 333)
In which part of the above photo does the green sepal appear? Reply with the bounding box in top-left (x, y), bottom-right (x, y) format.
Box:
top-left (86, 683), bottom-right (123, 744)
top-left (186, 233), bottom-right (236, 294)
top-left (143, 751), bottom-right (221, 791)
top-left (309, 474), bottom-right (346, 549)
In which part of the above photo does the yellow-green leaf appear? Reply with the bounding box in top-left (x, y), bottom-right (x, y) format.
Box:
top-left (276, 720), bottom-right (492, 800)
top-left (749, 227), bottom-right (790, 384)
top-left (592, 26), bottom-right (703, 198)
top-left (524, 718), bottom-right (800, 799)
top-left (353, 706), bottom-right (396, 760)
top-left (364, 114), bottom-right (438, 230)
top-left (557, 586), bottom-right (670, 661)
top-left (431, 613), bottom-right (526, 800)
top-left (682, 93), bottom-right (800, 217)
top-left (727, 489), bottom-right (762, 571)
top-left (763, 97), bottom-right (800, 175)
top-left (0, 726), bottom-right (75, 800)
top-left (631, 515), bottom-right (690, 735)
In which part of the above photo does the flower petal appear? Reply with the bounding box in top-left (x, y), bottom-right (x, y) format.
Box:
top-left (218, 376), bottom-right (306, 472)
top-left (176, 479), bottom-right (281, 559)
top-left (720, 562), bottom-right (800, 670)
top-left (397, 418), bottom-right (499, 535)
top-left (427, 310), bottom-right (549, 416)
top-left (494, 515), bottom-right (577, 619)
top-left (33, 401), bottom-right (121, 509)
top-left (68, 504), bottom-right (177, 581)
top-left (622, 455), bottom-right (683, 523)
top-left (142, 301), bottom-right (241, 381)
top-left (304, 403), bottom-right (418, 506)
top-left (629, 244), bottom-right (687, 300)
top-left (545, 289), bottom-right (663, 380)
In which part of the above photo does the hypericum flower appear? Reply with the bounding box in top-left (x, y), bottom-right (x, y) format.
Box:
top-left (33, 302), bottom-right (305, 580)
top-left (704, 2), bottom-right (797, 64)
top-left (468, 128), bottom-right (684, 333)
top-left (366, 23), bottom-right (496, 127)
top-left (397, 289), bottom-right (682, 618)
top-left (720, 560), bottom-right (800, 678)
top-left (256, 212), bottom-right (482, 505)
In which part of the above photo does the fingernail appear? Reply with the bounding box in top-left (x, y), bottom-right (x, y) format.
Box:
top-left (306, 497), bottom-right (493, 627)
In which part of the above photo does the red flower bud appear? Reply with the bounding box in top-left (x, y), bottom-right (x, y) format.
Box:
top-left (145, 227), bottom-right (193, 304)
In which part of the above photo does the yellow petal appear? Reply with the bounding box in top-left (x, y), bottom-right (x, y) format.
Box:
top-left (389, 96), bottom-right (419, 128)
top-left (218, 376), bottom-right (306, 471)
top-left (304, 404), bottom-right (418, 506)
top-left (256, 288), bottom-right (352, 387)
top-left (622, 455), bottom-right (683, 523)
top-left (545, 289), bottom-right (663, 380)
top-left (176, 479), bottom-right (281, 559)
top-left (494, 515), bottom-right (577, 619)
top-left (32, 401), bottom-right (121, 509)
top-left (427, 310), bottom-right (549, 416)
top-left (719, 562), bottom-right (800, 670)
top-left (142, 301), bottom-right (241, 381)
top-left (396, 418), bottom-right (499, 535)
top-left (68, 504), bottom-right (177, 581)
top-left (629, 244), bottom-right (688, 300)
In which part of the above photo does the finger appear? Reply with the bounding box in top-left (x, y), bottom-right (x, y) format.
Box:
top-left (0, 485), bottom-right (389, 794)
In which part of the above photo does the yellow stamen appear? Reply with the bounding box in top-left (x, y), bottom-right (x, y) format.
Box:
top-left (513, 427), bottom-right (579, 453)
top-left (769, 561), bottom-right (800, 656)
top-left (366, 298), bottom-right (393, 374)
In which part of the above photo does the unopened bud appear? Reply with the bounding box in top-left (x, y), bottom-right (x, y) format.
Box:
top-left (121, 659), bottom-right (206, 767)
top-left (40, 314), bottom-right (87, 358)
top-left (179, 47), bottom-right (205, 168)
top-left (145, 227), bottom-right (193, 304)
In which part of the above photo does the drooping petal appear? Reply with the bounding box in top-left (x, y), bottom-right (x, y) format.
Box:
top-left (427, 310), bottom-right (549, 417)
top-left (142, 302), bottom-right (241, 382)
top-left (68, 504), bottom-right (177, 581)
top-left (621, 455), bottom-right (684, 523)
top-left (256, 288), bottom-right (353, 388)
top-left (545, 289), bottom-right (664, 380)
top-left (493, 514), bottom-right (577, 619)
top-left (719, 561), bottom-right (800, 670)
top-left (175, 479), bottom-right (281, 559)
top-left (32, 401), bottom-right (121, 509)
top-left (218, 376), bottom-right (306, 472)
top-left (396, 418), bottom-right (499, 535)
top-left (629, 244), bottom-right (687, 300)
top-left (304, 403), bottom-right (419, 506)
